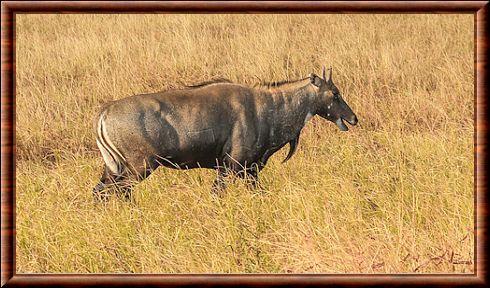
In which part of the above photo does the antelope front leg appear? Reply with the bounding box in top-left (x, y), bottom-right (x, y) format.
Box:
top-left (211, 168), bottom-right (228, 197)
top-left (236, 164), bottom-right (261, 190)
top-left (246, 165), bottom-right (262, 190)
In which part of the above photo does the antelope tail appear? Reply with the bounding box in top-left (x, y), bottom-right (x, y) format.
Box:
top-left (282, 135), bottom-right (300, 163)
top-left (95, 110), bottom-right (126, 175)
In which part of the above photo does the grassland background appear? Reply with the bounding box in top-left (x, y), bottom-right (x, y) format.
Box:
top-left (16, 14), bottom-right (474, 273)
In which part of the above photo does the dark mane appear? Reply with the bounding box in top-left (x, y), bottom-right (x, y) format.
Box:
top-left (255, 77), bottom-right (309, 88)
top-left (185, 78), bottom-right (232, 88)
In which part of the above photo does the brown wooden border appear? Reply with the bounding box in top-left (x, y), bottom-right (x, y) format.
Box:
top-left (1, 1), bottom-right (488, 287)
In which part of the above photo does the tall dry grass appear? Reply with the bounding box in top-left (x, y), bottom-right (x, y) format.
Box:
top-left (16, 14), bottom-right (473, 273)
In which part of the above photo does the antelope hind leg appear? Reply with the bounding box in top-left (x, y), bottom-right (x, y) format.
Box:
top-left (93, 165), bottom-right (114, 202)
top-left (93, 165), bottom-right (137, 202)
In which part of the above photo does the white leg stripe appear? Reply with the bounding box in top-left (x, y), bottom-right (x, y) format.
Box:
top-left (100, 113), bottom-right (125, 162)
top-left (96, 139), bottom-right (119, 173)
top-left (96, 111), bottom-right (125, 174)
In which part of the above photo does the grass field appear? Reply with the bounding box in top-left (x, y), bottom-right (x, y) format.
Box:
top-left (16, 14), bottom-right (474, 273)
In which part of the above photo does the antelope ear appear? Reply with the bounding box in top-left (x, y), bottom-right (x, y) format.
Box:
top-left (309, 74), bottom-right (322, 87)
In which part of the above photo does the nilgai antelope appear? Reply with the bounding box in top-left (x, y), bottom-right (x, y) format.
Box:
top-left (93, 67), bottom-right (358, 200)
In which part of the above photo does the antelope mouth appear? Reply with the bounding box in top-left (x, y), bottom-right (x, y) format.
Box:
top-left (335, 117), bottom-right (357, 131)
